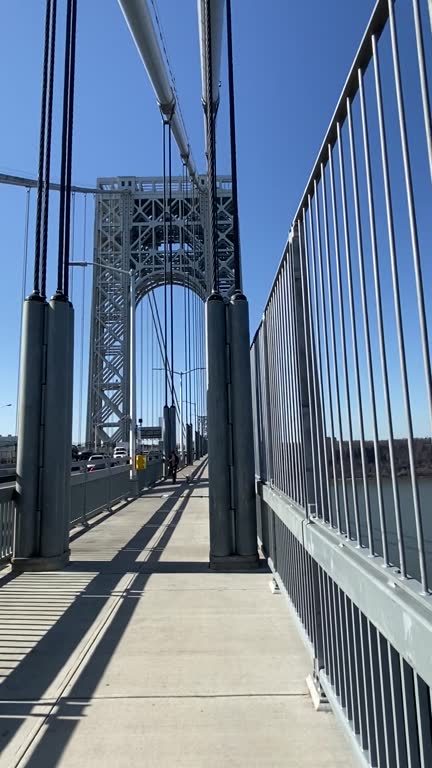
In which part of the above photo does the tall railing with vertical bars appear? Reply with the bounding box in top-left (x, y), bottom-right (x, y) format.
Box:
top-left (251, 0), bottom-right (432, 765)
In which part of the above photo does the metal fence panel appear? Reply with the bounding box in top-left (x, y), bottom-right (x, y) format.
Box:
top-left (251, 1), bottom-right (432, 764)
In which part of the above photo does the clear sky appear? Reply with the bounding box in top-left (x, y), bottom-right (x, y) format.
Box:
top-left (0, 0), bottom-right (430, 442)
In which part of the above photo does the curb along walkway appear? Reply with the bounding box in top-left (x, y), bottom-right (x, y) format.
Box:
top-left (0, 459), bottom-right (356, 767)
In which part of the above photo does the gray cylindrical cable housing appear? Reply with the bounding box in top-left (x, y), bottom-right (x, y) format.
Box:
top-left (206, 293), bottom-right (233, 558)
top-left (13, 297), bottom-right (46, 560)
top-left (229, 292), bottom-right (258, 558)
top-left (40, 298), bottom-right (74, 562)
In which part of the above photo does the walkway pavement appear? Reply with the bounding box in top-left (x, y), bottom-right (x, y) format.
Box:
top-left (0, 460), bottom-right (357, 767)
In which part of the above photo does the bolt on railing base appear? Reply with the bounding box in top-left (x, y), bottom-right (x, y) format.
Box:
top-left (306, 674), bottom-right (331, 712)
top-left (11, 549), bottom-right (70, 573)
top-left (209, 553), bottom-right (260, 571)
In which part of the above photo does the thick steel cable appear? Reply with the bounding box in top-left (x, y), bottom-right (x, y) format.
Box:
top-left (57, 0), bottom-right (77, 296)
top-left (204, 0), bottom-right (218, 293)
top-left (147, 295), bottom-right (151, 426)
top-left (41, 0), bottom-right (57, 299)
top-left (148, 291), bottom-right (181, 416)
top-left (226, 0), bottom-right (241, 291)
top-left (34, 0), bottom-right (53, 295)
top-left (63, 0), bottom-right (77, 298)
top-left (162, 121), bottom-right (168, 406)
top-left (16, 188), bottom-right (32, 434)
top-left (168, 124), bottom-right (174, 406)
top-left (151, 291), bottom-right (155, 428)
top-left (70, 191), bottom-right (76, 300)
top-left (182, 164), bottom-right (187, 428)
top-left (78, 194), bottom-right (87, 446)
top-left (140, 299), bottom-right (144, 421)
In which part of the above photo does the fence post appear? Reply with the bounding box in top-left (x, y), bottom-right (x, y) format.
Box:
top-left (290, 229), bottom-right (325, 681)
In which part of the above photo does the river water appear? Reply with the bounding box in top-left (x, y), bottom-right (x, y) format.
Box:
top-left (327, 476), bottom-right (432, 585)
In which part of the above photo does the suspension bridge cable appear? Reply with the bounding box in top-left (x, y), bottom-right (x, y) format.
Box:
top-left (140, 298), bottom-right (144, 421)
top-left (16, 187), bottom-right (32, 434)
top-left (149, 289), bottom-right (172, 398)
top-left (147, 295), bottom-right (151, 426)
top-left (226, 0), bottom-right (241, 292)
top-left (162, 121), bottom-right (168, 406)
top-left (168, 123), bottom-right (174, 406)
top-left (182, 163), bottom-right (188, 445)
top-left (57, 0), bottom-right (77, 296)
top-left (70, 191), bottom-right (76, 300)
top-left (41, 0), bottom-right (57, 299)
top-left (204, 0), bottom-right (218, 293)
top-left (34, 0), bottom-right (54, 296)
top-left (148, 291), bottom-right (181, 417)
top-left (63, 0), bottom-right (77, 298)
top-left (151, 290), bottom-right (155, 427)
top-left (78, 194), bottom-right (87, 446)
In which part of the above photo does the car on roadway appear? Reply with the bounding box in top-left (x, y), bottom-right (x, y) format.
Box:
top-left (113, 447), bottom-right (128, 461)
top-left (86, 454), bottom-right (112, 472)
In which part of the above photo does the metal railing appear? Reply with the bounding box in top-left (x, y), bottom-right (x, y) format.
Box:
top-left (0, 484), bottom-right (14, 563)
top-left (251, 1), bottom-right (432, 765)
top-left (0, 462), bottom-right (163, 564)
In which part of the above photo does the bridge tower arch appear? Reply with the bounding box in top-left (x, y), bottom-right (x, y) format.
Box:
top-left (86, 175), bottom-right (234, 445)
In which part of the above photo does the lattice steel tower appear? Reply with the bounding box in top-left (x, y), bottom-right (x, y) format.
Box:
top-left (86, 175), bottom-right (234, 445)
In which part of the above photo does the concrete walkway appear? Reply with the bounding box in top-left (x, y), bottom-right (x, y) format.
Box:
top-left (0, 460), bottom-right (356, 767)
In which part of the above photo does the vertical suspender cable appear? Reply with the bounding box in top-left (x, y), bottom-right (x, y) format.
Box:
top-left (163, 121), bottom-right (168, 406)
top-left (226, 0), bottom-right (241, 292)
top-left (34, 0), bottom-right (55, 296)
top-left (147, 295), bottom-right (151, 426)
top-left (204, 0), bottom-right (218, 293)
top-left (140, 299), bottom-right (144, 421)
top-left (169, 123), bottom-right (174, 406)
top-left (62, 0), bottom-right (77, 298)
top-left (57, 0), bottom-right (77, 297)
top-left (16, 187), bottom-right (32, 434)
top-left (78, 194), bottom-right (87, 447)
top-left (70, 191), bottom-right (76, 300)
top-left (41, 0), bottom-right (57, 299)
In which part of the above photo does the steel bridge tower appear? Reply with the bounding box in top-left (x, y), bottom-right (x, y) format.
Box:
top-left (86, 175), bottom-right (234, 445)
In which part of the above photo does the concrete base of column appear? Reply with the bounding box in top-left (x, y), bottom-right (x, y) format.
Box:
top-left (209, 552), bottom-right (260, 571)
top-left (12, 550), bottom-right (70, 573)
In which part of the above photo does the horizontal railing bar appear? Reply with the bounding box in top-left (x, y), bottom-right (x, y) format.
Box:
top-left (260, 480), bottom-right (432, 691)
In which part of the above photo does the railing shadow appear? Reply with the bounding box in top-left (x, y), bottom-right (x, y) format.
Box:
top-left (0, 461), bottom-right (208, 763)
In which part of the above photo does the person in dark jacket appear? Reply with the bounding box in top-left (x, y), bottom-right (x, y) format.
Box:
top-left (169, 450), bottom-right (179, 483)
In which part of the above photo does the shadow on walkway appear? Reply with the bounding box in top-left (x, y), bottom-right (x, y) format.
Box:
top-left (0, 461), bottom-right (208, 764)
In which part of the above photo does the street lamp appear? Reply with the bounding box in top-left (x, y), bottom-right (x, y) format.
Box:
top-left (0, 403), bottom-right (12, 408)
top-left (153, 368), bottom-right (204, 462)
top-left (70, 261), bottom-right (137, 479)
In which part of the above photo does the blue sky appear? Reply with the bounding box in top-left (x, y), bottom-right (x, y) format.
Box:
top-left (0, 0), bottom-right (430, 442)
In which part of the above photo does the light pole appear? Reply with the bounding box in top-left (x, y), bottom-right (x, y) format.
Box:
top-left (70, 261), bottom-right (137, 479)
top-left (153, 367), bottom-right (204, 463)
